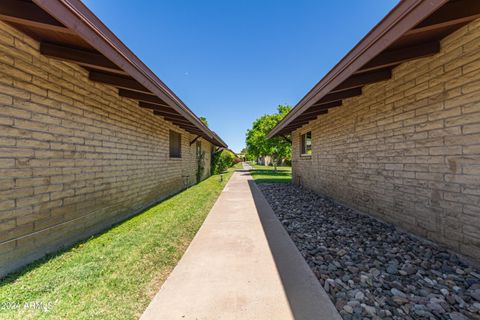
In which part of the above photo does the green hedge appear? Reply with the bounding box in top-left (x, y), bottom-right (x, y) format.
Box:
top-left (211, 149), bottom-right (237, 174)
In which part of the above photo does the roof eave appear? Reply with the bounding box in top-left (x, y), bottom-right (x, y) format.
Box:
top-left (268, 0), bottom-right (448, 138)
top-left (33, 0), bottom-right (226, 147)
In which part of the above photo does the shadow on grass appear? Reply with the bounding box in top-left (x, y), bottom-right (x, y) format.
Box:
top-left (0, 170), bottom-right (233, 286)
top-left (249, 169), bottom-right (292, 184)
top-left (0, 188), bottom-right (181, 287)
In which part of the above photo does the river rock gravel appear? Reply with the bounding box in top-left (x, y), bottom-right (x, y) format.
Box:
top-left (258, 183), bottom-right (480, 320)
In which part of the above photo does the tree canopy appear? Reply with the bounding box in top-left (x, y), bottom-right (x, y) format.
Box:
top-left (245, 105), bottom-right (292, 163)
top-left (199, 116), bottom-right (208, 127)
top-left (211, 149), bottom-right (237, 174)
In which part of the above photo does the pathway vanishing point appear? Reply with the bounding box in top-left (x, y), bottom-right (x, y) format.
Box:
top-left (140, 165), bottom-right (341, 320)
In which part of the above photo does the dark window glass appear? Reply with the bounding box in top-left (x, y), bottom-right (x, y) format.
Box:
top-left (169, 130), bottom-right (181, 158)
top-left (196, 141), bottom-right (202, 159)
top-left (301, 131), bottom-right (312, 155)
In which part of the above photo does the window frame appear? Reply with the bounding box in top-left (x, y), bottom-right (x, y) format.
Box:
top-left (169, 130), bottom-right (182, 159)
top-left (300, 131), bottom-right (312, 156)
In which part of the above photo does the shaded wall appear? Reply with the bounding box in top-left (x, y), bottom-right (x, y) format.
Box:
top-left (291, 19), bottom-right (480, 261)
top-left (0, 21), bottom-right (212, 276)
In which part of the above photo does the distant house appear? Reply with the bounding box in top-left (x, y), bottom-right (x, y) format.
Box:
top-left (257, 156), bottom-right (273, 166)
top-left (269, 0), bottom-right (480, 261)
top-left (0, 0), bottom-right (226, 277)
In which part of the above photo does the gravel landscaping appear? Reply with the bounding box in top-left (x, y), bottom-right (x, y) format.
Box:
top-left (258, 183), bottom-right (480, 320)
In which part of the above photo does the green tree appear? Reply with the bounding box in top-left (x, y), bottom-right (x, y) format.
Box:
top-left (245, 105), bottom-right (292, 170)
top-left (199, 116), bottom-right (208, 127)
top-left (211, 149), bottom-right (236, 174)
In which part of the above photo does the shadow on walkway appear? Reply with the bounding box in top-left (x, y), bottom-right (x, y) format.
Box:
top-left (140, 170), bottom-right (340, 320)
top-left (247, 179), bottom-right (341, 320)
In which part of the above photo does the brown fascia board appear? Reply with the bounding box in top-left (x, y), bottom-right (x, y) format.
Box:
top-left (33, 0), bottom-right (227, 148)
top-left (0, 0), bottom-right (73, 34)
top-left (268, 0), bottom-right (448, 138)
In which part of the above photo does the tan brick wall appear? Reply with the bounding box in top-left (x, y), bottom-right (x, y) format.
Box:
top-left (291, 20), bottom-right (480, 261)
top-left (0, 21), bottom-right (214, 276)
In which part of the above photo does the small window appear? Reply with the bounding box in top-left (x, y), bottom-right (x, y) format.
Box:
top-left (169, 130), bottom-right (181, 158)
top-left (300, 131), bottom-right (312, 156)
top-left (196, 141), bottom-right (202, 159)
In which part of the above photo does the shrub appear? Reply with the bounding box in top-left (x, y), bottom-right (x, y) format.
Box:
top-left (196, 151), bottom-right (206, 183)
top-left (211, 149), bottom-right (236, 174)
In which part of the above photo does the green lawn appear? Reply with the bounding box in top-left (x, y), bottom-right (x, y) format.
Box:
top-left (250, 164), bottom-right (292, 184)
top-left (0, 168), bottom-right (236, 320)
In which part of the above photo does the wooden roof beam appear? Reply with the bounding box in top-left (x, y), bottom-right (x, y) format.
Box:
top-left (357, 41), bottom-right (440, 73)
top-left (294, 115), bottom-right (317, 124)
top-left (279, 127), bottom-right (302, 135)
top-left (89, 71), bottom-right (149, 93)
top-left (166, 117), bottom-right (191, 125)
top-left (0, 0), bottom-right (73, 34)
top-left (296, 110), bottom-right (328, 122)
top-left (40, 42), bottom-right (125, 74)
top-left (119, 89), bottom-right (169, 106)
top-left (174, 122), bottom-right (202, 132)
top-left (138, 102), bottom-right (178, 114)
top-left (295, 115), bottom-right (317, 122)
top-left (180, 129), bottom-right (205, 137)
top-left (282, 121), bottom-right (310, 131)
top-left (153, 111), bottom-right (185, 120)
top-left (179, 125), bottom-right (202, 132)
top-left (151, 107), bottom-right (203, 135)
top-left (332, 69), bottom-right (391, 92)
top-left (189, 135), bottom-right (201, 146)
top-left (188, 131), bottom-right (206, 137)
top-left (406, 0), bottom-right (480, 36)
top-left (174, 120), bottom-right (199, 128)
top-left (303, 101), bottom-right (342, 115)
top-left (166, 119), bottom-right (202, 132)
top-left (313, 87), bottom-right (362, 106)
top-left (289, 119), bottom-right (311, 126)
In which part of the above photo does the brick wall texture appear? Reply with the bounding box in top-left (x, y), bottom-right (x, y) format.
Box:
top-left (291, 20), bottom-right (480, 261)
top-left (0, 21), bottom-right (214, 276)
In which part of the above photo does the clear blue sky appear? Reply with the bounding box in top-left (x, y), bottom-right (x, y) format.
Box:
top-left (83, 0), bottom-right (399, 152)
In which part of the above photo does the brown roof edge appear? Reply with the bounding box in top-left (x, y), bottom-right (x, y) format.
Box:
top-left (211, 132), bottom-right (228, 149)
top-left (267, 0), bottom-right (447, 139)
top-left (33, 0), bottom-right (227, 148)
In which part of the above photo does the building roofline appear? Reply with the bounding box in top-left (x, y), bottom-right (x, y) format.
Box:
top-left (32, 0), bottom-right (227, 147)
top-left (268, 0), bottom-right (449, 138)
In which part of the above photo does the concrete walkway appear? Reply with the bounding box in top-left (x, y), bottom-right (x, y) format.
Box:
top-left (140, 167), bottom-right (341, 320)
